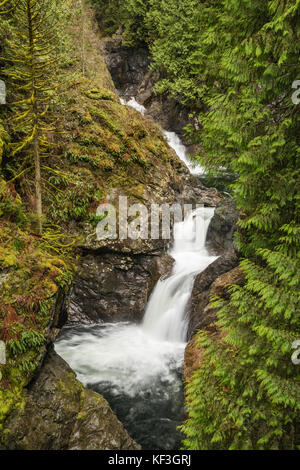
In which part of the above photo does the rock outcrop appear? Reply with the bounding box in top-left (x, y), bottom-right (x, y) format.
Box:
top-left (187, 250), bottom-right (240, 340)
top-left (184, 265), bottom-right (244, 382)
top-left (206, 198), bottom-right (239, 253)
top-left (2, 349), bottom-right (139, 450)
top-left (66, 250), bottom-right (174, 324)
top-left (104, 32), bottom-right (198, 147)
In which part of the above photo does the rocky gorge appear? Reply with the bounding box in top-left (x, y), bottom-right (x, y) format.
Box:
top-left (54, 33), bottom-right (240, 449)
top-left (101, 30), bottom-right (242, 397)
top-left (0, 7), bottom-right (240, 451)
top-left (1, 0), bottom-right (298, 453)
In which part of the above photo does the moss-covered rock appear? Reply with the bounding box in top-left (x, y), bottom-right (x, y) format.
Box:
top-left (1, 349), bottom-right (139, 450)
top-left (85, 87), bottom-right (116, 101)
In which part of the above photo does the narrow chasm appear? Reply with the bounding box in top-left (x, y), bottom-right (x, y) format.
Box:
top-left (55, 95), bottom-right (220, 449)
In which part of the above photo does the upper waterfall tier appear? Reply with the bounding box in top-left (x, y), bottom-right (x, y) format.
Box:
top-left (142, 207), bottom-right (217, 342)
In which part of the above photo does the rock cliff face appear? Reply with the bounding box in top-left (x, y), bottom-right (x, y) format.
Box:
top-left (184, 265), bottom-right (244, 383)
top-left (104, 32), bottom-right (197, 148)
top-left (64, 123), bottom-right (220, 325)
top-left (67, 251), bottom-right (174, 324)
top-left (186, 250), bottom-right (239, 340)
top-left (66, 168), bottom-right (221, 324)
top-left (206, 198), bottom-right (239, 253)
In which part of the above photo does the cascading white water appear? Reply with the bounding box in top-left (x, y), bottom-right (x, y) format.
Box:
top-left (120, 96), bottom-right (146, 114)
top-left (55, 207), bottom-right (216, 448)
top-left (163, 131), bottom-right (204, 176)
top-left (143, 207), bottom-right (216, 342)
top-left (55, 94), bottom-right (217, 449)
top-left (56, 207), bottom-right (216, 391)
top-left (122, 96), bottom-right (204, 175)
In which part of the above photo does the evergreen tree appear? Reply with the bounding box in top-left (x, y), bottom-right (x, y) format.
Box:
top-left (1, 0), bottom-right (58, 234)
top-left (180, 0), bottom-right (300, 449)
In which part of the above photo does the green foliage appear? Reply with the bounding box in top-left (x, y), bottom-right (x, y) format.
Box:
top-left (9, 331), bottom-right (44, 356)
top-left (0, 0), bottom-right (60, 234)
top-left (0, 177), bottom-right (27, 225)
top-left (91, 0), bottom-right (151, 41)
top-left (177, 0), bottom-right (299, 450)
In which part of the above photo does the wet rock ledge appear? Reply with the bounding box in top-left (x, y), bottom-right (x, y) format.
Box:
top-left (66, 248), bottom-right (174, 324)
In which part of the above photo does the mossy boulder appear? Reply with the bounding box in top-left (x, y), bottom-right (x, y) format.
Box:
top-left (1, 349), bottom-right (140, 450)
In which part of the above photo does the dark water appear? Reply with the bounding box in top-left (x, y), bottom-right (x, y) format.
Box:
top-left (198, 171), bottom-right (238, 193)
top-left (91, 374), bottom-right (185, 450)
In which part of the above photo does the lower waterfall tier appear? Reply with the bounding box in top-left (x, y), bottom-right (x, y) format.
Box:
top-left (55, 322), bottom-right (186, 449)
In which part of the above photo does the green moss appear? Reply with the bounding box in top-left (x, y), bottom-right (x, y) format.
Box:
top-left (76, 410), bottom-right (88, 420)
top-left (0, 123), bottom-right (9, 165)
top-left (88, 106), bottom-right (124, 137)
top-left (0, 179), bottom-right (28, 225)
top-left (85, 87), bottom-right (115, 101)
top-left (0, 210), bottom-right (74, 430)
top-left (0, 388), bottom-right (25, 436)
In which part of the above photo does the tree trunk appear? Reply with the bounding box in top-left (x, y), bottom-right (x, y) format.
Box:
top-left (34, 133), bottom-right (42, 235)
top-left (27, 0), bottom-right (43, 235)
top-left (81, 0), bottom-right (85, 77)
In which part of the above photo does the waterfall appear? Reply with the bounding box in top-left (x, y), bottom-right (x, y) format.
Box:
top-left (121, 96), bottom-right (204, 175)
top-left (143, 207), bottom-right (216, 342)
top-left (120, 96), bottom-right (146, 114)
top-left (55, 207), bottom-right (216, 390)
top-left (163, 131), bottom-right (204, 176)
top-left (55, 94), bottom-right (217, 449)
top-left (55, 205), bottom-right (217, 449)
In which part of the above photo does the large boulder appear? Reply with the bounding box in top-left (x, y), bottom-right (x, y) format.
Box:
top-left (1, 349), bottom-right (140, 450)
top-left (66, 250), bottom-right (175, 324)
top-left (206, 198), bottom-right (239, 253)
